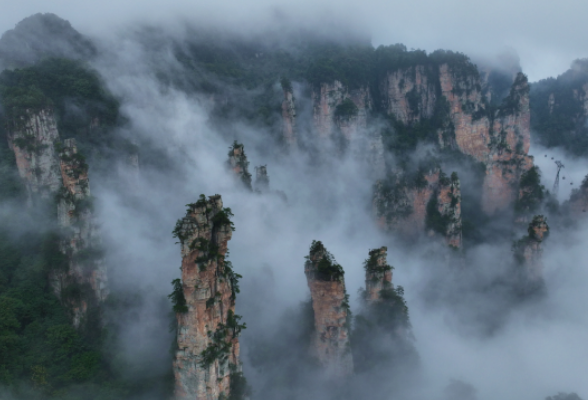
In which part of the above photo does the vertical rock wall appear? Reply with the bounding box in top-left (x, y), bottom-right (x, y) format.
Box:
top-left (380, 65), bottom-right (437, 124)
top-left (379, 61), bottom-right (534, 216)
top-left (173, 195), bottom-right (243, 400)
top-left (6, 108), bottom-right (62, 201)
top-left (7, 109), bottom-right (107, 326)
top-left (364, 246), bottom-right (393, 302)
top-left (438, 67), bottom-right (533, 214)
top-left (304, 241), bottom-right (353, 377)
top-left (311, 81), bottom-right (371, 141)
top-left (53, 139), bottom-right (108, 326)
top-left (227, 142), bottom-right (252, 190)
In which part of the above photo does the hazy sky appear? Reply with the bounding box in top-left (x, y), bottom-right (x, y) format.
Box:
top-left (0, 0), bottom-right (586, 81)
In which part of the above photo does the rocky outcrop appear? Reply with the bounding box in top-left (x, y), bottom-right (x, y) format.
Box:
top-left (281, 82), bottom-right (297, 148)
top-left (304, 240), bottom-right (353, 377)
top-left (6, 108), bottom-right (62, 201)
top-left (439, 67), bottom-right (533, 214)
top-left (312, 81), bottom-right (371, 141)
top-left (227, 141), bottom-right (252, 190)
top-left (6, 109), bottom-right (107, 326)
top-left (364, 247), bottom-right (393, 302)
top-left (373, 169), bottom-right (462, 247)
top-left (381, 65), bottom-right (436, 124)
top-left (254, 165), bottom-right (269, 193)
top-left (172, 195), bottom-right (244, 400)
top-left (52, 139), bottom-right (107, 326)
top-left (513, 215), bottom-right (549, 290)
top-left (379, 58), bottom-right (533, 215)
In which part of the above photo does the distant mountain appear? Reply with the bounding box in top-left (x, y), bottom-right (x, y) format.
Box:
top-left (0, 13), bottom-right (95, 69)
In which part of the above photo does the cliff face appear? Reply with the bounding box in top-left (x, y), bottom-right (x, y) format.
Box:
top-left (381, 65), bottom-right (436, 124)
top-left (53, 139), bottom-right (107, 326)
top-left (513, 215), bottom-right (549, 289)
top-left (364, 246), bottom-right (393, 302)
top-left (439, 68), bottom-right (533, 214)
top-left (281, 87), bottom-right (297, 148)
top-left (227, 142), bottom-right (252, 190)
top-left (7, 108), bottom-right (62, 201)
top-left (7, 109), bottom-right (107, 326)
top-left (311, 81), bottom-right (371, 141)
top-left (172, 195), bottom-right (243, 400)
top-left (380, 61), bottom-right (533, 215)
top-left (373, 169), bottom-right (462, 247)
top-left (304, 241), bottom-right (353, 377)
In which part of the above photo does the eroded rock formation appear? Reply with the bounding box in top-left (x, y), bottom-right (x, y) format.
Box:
top-left (312, 81), bottom-right (371, 141)
top-left (513, 215), bottom-right (549, 290)
top-left (7, 108), bottom-right (62, 201)
top-left (373, 169), bottom-right (462, 247)
top-left (364, 247), bottom-right (393, 302)
top-left (7, 109), bottom-right (107, 326)
top-left (227, 141), bottom-right (252, 190)
top-left (172, 195), bottom-right (245, 400)
top-left (304, 240), bottom-right (353, 377)
top-left (53, 138), bottom-right (107, 326)
top-left (380, 58), bottom-right (534, 215)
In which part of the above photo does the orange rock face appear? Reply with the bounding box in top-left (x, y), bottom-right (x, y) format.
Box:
top-left (380, 61), bottom-right (534, 216)
top-left (364, 247), bottom-right (393, 302)
top-left (173, 195), bottom-right (243, 400)
top-left (439, 66), bottom-right (533, 214)
top-left (304, 241), bottom-right (353, 377)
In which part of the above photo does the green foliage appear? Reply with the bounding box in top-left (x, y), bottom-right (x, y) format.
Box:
top-left (498, 73), bottom-right (528, 116)
top-left (425, 193), bottom-right (453, 235)
top-left (0, 58), bottom-right (119, 132)
top-left (363, 252), bottom-right (392, 273)
top-left (227, 365), bottom-right (252, 400)
top-left (516, 166), bottom-right (545, 213)
top-left (168, 279), bottom-right (188, 314)
top-left (212, 207), bottom-right (236, 232)
top-left (225, 310), bottom-right (247, 338)
top-left (352, 284), bottom-right (416, 374)
top-left (59, 151), bottom-right (88, 178)
top-left (0, 227), bottom-right (108, 391)
top-left (334, 98), bottom-right (358, 119)
top-left (307, 240), bottom-right (345, 281)
top-left (221, 259), bottom-right (242, 300)
top-left (373, 177), bottom-right (413, 223)
top-left (199, 323), bottom-right (233, 368)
